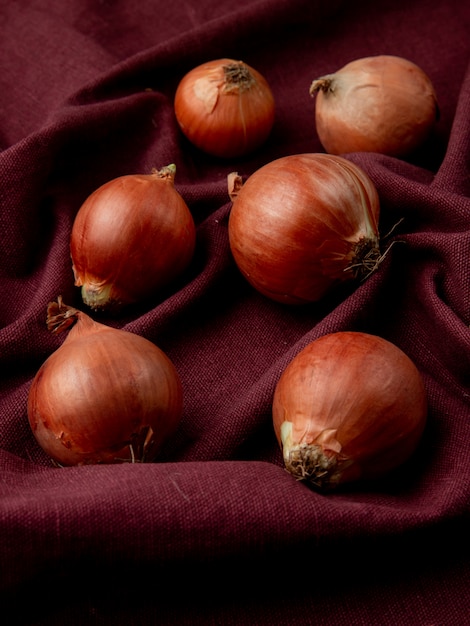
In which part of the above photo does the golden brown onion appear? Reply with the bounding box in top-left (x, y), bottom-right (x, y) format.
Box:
top-left (228, 153), bottom-right (381, 304)
top-left (27, 298), bottom-right (183, 466)
top-left (70, 165), bottom-right (196, 311)
top-left (174, 58), bottom-right (275, 158)
top-left (272, 331), bottom-right (427, 489)
top-left (309, 55), bottom-right (439, 157)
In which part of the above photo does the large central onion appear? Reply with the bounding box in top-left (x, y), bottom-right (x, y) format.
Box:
top-left (228, 153), bottom-right (382, 305)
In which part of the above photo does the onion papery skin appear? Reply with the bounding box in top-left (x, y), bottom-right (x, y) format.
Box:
top-left (70, 165), bottom-right (196, 311)
top-left (309, 55), bottom-right (439, 157)
top-left (272, 332), bottom-right (427, 490)
top-left (174, 58), bottom-right (275, 158)
top-left (27, 300), bottom-right (183, 466)
top-left (228, 153), bottom-right (381, 305)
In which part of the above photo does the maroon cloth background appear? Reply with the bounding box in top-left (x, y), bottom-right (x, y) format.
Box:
top-left (1, 0), bottom-right (469, 623)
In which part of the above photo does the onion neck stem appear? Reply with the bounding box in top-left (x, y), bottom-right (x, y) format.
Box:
top-left (309, 76), bottom-right (335, 95)
top-left (223, 62), bottom-right (255, 94)
top-left (152, 163), bottom-right (176, 183)
top-left (47, 297), bottom-right (80, 334)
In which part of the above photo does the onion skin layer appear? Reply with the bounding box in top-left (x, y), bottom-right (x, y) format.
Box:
top-left (70, 165), bottom-right (196, 311)
top-left (174, 58), bottom-right (275, 158)
top-left (228, 153), bottom-right (381, 304)
top-left (27, 300), bottom-right (183, 466)
top-left (272, 332), bottom-right (427, 489)
top-left (310, 55), bottom-right (439, 157)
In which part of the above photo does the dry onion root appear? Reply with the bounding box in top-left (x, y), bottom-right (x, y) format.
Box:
top-left (309, 55), bottom-right (439, 157)
top-left (272, 332), bottom-right (428, 490)
top-left (27, 297), bottom-right (183, 466)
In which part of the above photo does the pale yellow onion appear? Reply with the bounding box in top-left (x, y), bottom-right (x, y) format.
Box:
top-left (309, 55), bottom-right (439, 156)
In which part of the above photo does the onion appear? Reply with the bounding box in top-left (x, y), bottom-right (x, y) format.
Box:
top-left (27, 297), bottom-right (183, 466)
top-left (309, 55), bottom-right (439, 157)
top-left (174, 58), bottom-right (275, 158)
top-left (272, 332), bottom-right (427, 489)
top-left (70, 164), bottom-right (196, 311)
top-left (227, 153), bottom-right (382, 305)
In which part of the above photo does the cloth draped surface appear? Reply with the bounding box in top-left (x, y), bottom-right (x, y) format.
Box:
top-left (1, 0), bottom-right (469, 623)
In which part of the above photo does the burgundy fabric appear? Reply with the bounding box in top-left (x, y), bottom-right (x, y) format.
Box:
top-left (1, 0), bottom-right (469, 622)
